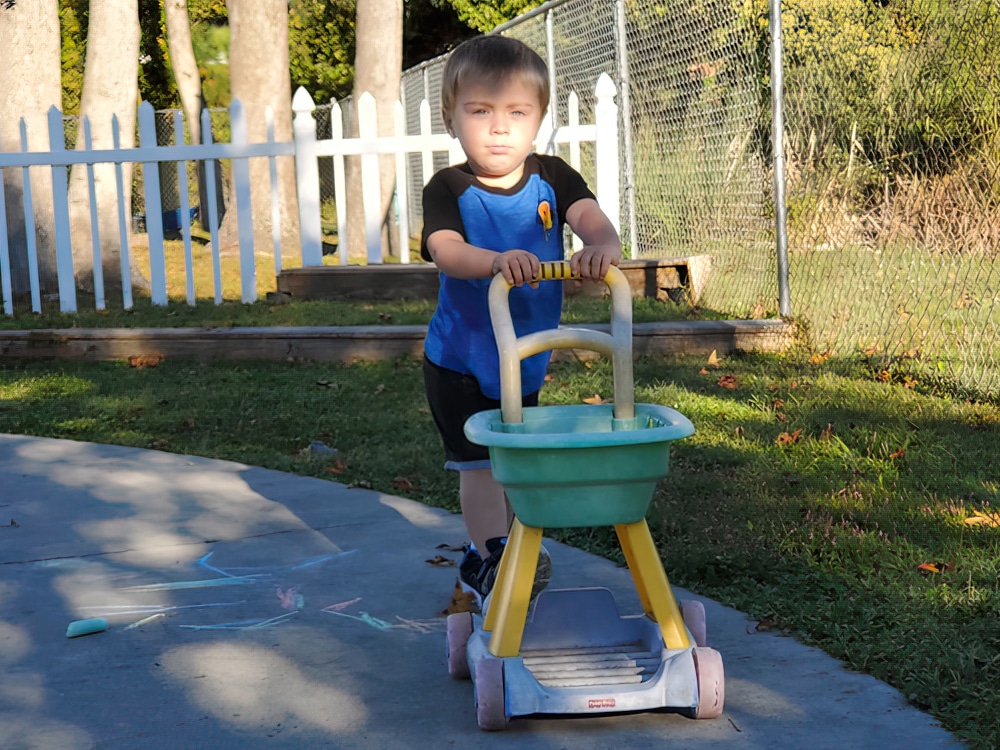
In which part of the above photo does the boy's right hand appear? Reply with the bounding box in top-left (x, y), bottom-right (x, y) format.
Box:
top-left (491, 250), bottom-right (540, 288)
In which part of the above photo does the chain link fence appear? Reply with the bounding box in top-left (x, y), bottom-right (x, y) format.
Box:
top-left (400, 0), bottom-right (775, 321)
top-left (399, 0), bottom-right (997, 399)
top-left (49, 0), bottom-right (1000, 398)
top-left (778, 0), bottom-right (1000, 397)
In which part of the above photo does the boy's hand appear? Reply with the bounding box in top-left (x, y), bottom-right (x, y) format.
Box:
top-left (570, 244), bottom-right (620, 281)
top-left (492, 249), bottom-right (541, 288)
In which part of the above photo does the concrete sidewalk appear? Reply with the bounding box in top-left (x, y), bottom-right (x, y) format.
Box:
top-left (0, 434), bottom-right (961, 749)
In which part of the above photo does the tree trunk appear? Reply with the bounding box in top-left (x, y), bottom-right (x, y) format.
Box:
top-left (220, 0), bottom-right (300, 265)
top-left (346, 0), bottom-right (403, 262)
top-left (0, 0), bottom-right (62, 296)
top-left (164, 0), bottom-right (202, 147)
top-left (66, 0), bottom-right (145, 297)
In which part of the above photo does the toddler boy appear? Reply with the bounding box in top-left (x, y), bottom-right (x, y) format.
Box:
top-left (421, 35), bottom-right (622, 600)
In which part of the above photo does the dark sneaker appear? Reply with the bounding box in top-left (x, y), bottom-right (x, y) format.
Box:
top-left (458, 544), bottom-right (484, 594)
top-left (477, 537), bottom-right (552, 602)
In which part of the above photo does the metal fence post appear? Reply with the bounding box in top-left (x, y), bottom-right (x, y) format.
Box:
top-left (614, 0), bottom-right (638, 257)
top-left (770, 0), bottom-right (791, 318)
top-left (545, 10), bottom-right (558, 139)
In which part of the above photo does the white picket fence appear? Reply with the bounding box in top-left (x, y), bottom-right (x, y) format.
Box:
top-left (0, 74), bottom-right (619, 315)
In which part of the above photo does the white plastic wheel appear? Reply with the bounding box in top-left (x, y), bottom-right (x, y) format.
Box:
top-left (692, 646), bottom-right (725, 719)
top-left (446, 612), bottom-right (473, 679)
top-left (474, 658), bottom-right (508, 731)
top-left (680, 599), bottom-right (708, 647)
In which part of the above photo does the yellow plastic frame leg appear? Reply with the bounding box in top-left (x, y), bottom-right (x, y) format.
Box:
top-left (615, 520), bottom-right (690, 650)
top-left (484, 518), bottom-right (543, 657)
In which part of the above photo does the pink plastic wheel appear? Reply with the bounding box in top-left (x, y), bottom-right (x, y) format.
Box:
top-left (474, 658), bottom-right (508, 731)
top-left (446, 612), bottom-right (473, 679)
top-left (692, 646), bottom-right (725, 719)
top-left (680, 599), bottom-right (708, 647)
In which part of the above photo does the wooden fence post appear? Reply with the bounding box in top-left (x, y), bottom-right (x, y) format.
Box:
top-left (47, 106), bottom-right (77, 312)
top-left (111, 115), bottom-right (134, 310)
top-left (266, 106), bottom-right (282, 276)
top-left (172, 111), bottom-right (195, 306)
top-left (200, 108), bottom-right (223, 305)
top-left (19, 118), bottom-right (42, 312)
top-left (357, 92), bottom-right (383, 265)
top-left (138, 101), bottom-right (168, 306)
top-left (394, 101), bottom-right (410, 264)
top-left (229, 98), bottom-right (256, 303)
top-left (331, 101), bottom-right (348, 266)
top-left (82, 117), bottom-right (106, 310)
top-left (419, 99), bottom-right (434, 187)
top-left (292, 87), bottom-right (323, 267)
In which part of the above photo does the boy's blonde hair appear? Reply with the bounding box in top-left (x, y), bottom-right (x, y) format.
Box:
top-left (440, 36), bottom-right (550, 119)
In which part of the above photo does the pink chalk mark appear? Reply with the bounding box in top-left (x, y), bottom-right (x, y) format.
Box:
top-left (277, 586), bottom-right (301, 610)
top-left (321, 597), bottom-right (362, 613)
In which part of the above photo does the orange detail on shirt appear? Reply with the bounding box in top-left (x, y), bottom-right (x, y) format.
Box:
top-left (537, 200), bottom-right (552, 231)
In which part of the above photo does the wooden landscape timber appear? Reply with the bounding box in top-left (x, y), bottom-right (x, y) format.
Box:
top-left (0, 318), bottom-right (792, 364)
top-left (276, 256), bottom-right (713, 304)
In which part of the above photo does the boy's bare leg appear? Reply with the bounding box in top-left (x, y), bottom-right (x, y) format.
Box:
top-left (459, 467), bottom-right (512, 554)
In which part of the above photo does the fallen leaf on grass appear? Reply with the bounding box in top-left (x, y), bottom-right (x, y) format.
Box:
top-left (747, 617), bottom-right (778, 633)
top-left (964, 511), bottom-right (1000, 527)
top-left (183, 417), bottom-right (196, 429)
top-left (699, 368), bottom-right (711, 375)
top-left (775, 412), bottom-right (788, 422)
top-left (544, 373), bottom-right (555, 382)
top-left (716, 374), bottom-right (738, 389)
top-left (441, 580), bottom-right (480, 616)
top-left (819, 423), bottom-right (834, 440)
top-left (861, 344), bottom-right (881, 356)
top-left (393, 476), bottom-right (418, 493)
top-left (325, 459), bottom-right (347, 474)
top-left (378, 312), bottom-right (393, 322)
top-left (128, 354), bottom-right (164, 369)
top-left (706, 349), bottom-right (720, 367)
top-left (904, 377), bottom-right (918, 389)
top-left (875, 370), bottom-right (891, 382)
top-left (889, 448), bottom-right (906, 460)
top-left (917, 561), bottom-right (954, 574)
top-left (374, 384), bottom-right (386, 394)
top-left (582, 394), bottom-right (604, 405)
top-left (808, 349), bottom-right (831, 364)
top-left (425, 555), bottom-right (455, 567)
top-left (775, 429), bottom-right (802, 446)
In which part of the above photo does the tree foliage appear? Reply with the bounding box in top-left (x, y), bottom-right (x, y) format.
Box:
top-left (736, 0), bottom-right (1000, 171)
top-left (138, 0), bottom-right (177, 110)
top-left (59, 0), bottom-right (87, 115)
top-left (288, 0), bottom-right (357, 103)
top-left (438, 0), bottom-right (545, 32)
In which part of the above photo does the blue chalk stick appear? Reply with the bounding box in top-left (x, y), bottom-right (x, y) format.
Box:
top-left (66, 618), bottom-right (109, 638)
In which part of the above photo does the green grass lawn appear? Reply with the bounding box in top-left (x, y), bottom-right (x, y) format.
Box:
top-left (1, 350), bottom-right (998, 748)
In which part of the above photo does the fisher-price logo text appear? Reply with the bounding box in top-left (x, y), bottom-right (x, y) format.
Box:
top-left (588, 698), bottom-right (616, 709)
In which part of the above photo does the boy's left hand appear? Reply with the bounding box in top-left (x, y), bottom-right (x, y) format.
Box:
top-left (570, 244), bottom-right (620, 281)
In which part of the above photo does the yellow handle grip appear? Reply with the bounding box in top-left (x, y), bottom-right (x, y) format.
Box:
top-left (535, 261), bottom-right (579, 281)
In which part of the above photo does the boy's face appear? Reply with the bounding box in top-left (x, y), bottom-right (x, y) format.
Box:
top-left (444, 76), bottom-right (544, 189)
